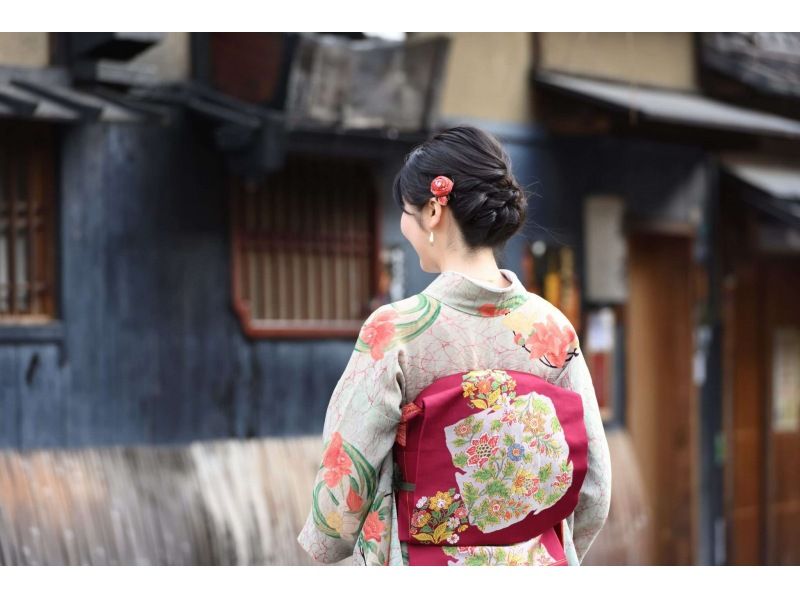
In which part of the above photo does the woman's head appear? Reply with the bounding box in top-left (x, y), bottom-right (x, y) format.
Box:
top-left (393, 125), bottom-right (527, 273)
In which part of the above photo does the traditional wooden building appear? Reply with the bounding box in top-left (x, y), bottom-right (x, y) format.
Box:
top-left (1, 32), bottom-right (798, 566)
top-left (0, 32), bottom-right (450, 448)
top-left (523, 32), bottom-right (800, 565)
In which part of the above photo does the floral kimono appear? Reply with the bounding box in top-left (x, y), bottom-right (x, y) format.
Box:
top-left (297, 268), bottom-right (612, 565)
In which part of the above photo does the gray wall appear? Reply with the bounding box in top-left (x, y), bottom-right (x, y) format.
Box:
top-left (1, 120), bottom-right (370, 449)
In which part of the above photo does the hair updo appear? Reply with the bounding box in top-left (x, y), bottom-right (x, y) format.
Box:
top-left (392, 125), bottom-right (527, 250)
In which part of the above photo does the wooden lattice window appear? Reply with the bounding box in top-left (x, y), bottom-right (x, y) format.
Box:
top-left (231, 154), bottom-right (380, 338)
top-left (0, 123), bottom-right (57, 322)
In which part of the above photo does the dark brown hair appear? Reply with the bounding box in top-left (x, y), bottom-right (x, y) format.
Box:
top-left (392, 125), bottom-right (527, 250)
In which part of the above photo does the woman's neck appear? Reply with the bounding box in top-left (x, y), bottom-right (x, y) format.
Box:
top-left (438, 251), bottom-right (511, 288)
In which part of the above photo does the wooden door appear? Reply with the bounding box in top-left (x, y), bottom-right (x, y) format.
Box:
top-left (762, 258), bottom-right (800, 564)
top-left (626, 230), bottom-right (697, 565)
top-left (722, 199), bottom-right (800, 565)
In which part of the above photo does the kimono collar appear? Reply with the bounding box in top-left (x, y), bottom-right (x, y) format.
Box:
top-left (420, 268), bottom-right (530, 317)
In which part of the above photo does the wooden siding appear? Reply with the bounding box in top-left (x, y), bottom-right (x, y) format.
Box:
top-left (0, 436), bottom-right (344, 565)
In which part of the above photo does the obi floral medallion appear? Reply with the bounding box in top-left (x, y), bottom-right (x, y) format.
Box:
top-left (444, 370), bottom-right (574, 533)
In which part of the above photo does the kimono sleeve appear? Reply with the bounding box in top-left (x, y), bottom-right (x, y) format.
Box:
top-left (297, 304), bottom-right (405, 564)
top-left (554, 338), bottom-right (612, 564)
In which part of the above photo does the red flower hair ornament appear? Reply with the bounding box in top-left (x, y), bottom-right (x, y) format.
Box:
top-left (430, 175), bottom-right (454, 206)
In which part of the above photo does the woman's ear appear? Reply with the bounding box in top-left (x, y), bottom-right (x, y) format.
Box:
top-left (428, 198), bottom-right (442, 228)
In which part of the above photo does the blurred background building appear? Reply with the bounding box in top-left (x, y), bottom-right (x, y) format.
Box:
top-left (0, 32), bottom-right (798, 565)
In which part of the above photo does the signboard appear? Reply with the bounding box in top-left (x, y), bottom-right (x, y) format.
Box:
top-left (583, 195), bottom-right (628, 304)
top-left (585, 307), bottom-right (617, 422)
top-left (285, 33), bottom-right (450, 131)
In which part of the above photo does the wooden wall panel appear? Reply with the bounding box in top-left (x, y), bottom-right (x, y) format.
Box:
top-left (209, 33), bottom-right (286, 105)
top-left (721, 201), bottom-right (765, 564)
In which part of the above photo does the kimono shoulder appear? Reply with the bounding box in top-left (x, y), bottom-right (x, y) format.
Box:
top-left (500, 292), bottom-right (581, 373)
top-left (370, 293), bottom-right (442, 349)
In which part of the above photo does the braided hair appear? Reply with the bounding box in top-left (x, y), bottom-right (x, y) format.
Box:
top-left (392, 125), bottom-right (527, 249)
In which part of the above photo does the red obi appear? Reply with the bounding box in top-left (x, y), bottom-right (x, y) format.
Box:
top-left (392, 368), bottom-right (588, 565)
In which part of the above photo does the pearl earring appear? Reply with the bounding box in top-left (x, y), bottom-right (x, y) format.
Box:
top-left (429, 231), bottom-right (434, 245)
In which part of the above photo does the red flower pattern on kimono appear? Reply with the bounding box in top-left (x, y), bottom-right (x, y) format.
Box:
top-left (553, 471), bottom-right (572, 489)
top-left (454, 421), bottom-right (472, 436)
top-left (359, 310), bottom-right (398, 360)
top-left (465, 433), bottom-right (500, 468)
top-left (478, 303), bottom-right (511, 317)
top-left (322, 431), bottom-right (352, 488)
top-left (501, 409), bottom-right (517, 425)
top-left (512, 470), bottom-right (540, 497)
top-left (346, 487), bottom-right (364, 512)
top-left (362, 511), bottom-right (385, 542)
top-left (524, 314), bottom-right (577, 367)
top-left (411, 510), bottom-right (430, 528)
